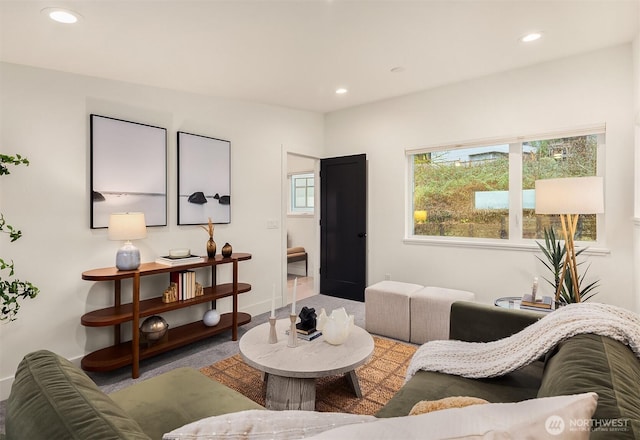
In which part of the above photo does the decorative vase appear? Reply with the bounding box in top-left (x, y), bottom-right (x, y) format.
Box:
top-left (206, 238), bottom-right (216, 258)
top-left (140, 315), bottom-right (169, 341)
top-left (203, 309), bottom-right (221, 327)
top-left (316, 307), bottom-right (354, 345)
top-left (221, 242), bottom-right (232, 258)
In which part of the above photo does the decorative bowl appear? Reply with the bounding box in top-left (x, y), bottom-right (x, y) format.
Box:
top-left (169, 248), bottom-right (190, 258)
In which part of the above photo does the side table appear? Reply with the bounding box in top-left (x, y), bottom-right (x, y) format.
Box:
top-left (494, 296), bottom-right (553, 314)
top-left (494, 296), bottom-right (523, 309)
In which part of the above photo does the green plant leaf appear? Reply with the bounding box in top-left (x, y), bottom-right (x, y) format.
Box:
top-left (1, 152), bottom-right (38, 321)
top-left (535, 226), bottom-right (598, 304)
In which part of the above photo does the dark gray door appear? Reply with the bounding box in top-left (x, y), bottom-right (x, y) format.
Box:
top-left (320, 154), bottom-right (367, 301)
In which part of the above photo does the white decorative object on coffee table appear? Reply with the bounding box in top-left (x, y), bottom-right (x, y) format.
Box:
top-left (239, 319), bottom-right (374, 410)
top-left (316, 307), bottom-right (355, 345)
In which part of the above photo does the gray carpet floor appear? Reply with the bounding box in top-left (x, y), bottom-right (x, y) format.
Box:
top-left (0, 294), bottom-right (363, 433)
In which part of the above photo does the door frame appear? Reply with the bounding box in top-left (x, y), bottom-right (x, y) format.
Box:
top-left (281, 149), bottom-right (321, 304)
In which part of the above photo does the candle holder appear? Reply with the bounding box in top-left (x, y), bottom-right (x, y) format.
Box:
top-left (287, 314), bottom-right (298, 348)
top-left (268, 317), bottom-right (278, 344)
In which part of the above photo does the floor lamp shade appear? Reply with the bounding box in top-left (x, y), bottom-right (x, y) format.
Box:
top-left (535, 176), bottom-right (604, 215)
top-left (108, 212), bottom-right (146, 270)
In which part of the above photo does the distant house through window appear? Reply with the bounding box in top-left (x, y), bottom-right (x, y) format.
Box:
top-left (290, 173), bottom-right (314, 213)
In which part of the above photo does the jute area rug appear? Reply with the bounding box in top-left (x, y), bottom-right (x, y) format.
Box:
top-left (200, 336), bottom-right (417, 415)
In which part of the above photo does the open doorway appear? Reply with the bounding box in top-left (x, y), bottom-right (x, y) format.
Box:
top-left (286, 153), bottom-right (318, 303)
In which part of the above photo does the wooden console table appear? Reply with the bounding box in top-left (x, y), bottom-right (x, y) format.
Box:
top-left (81, 253), bottom-right (252, 378)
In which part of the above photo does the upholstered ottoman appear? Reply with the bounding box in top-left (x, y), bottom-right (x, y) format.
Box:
top-left (410, 286), bottom-right (476, 344)
top-left (365, 280), bottom-right (424, 341)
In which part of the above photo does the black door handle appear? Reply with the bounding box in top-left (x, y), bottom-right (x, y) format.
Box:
top-left (358, 232), bottom-right (367, 238)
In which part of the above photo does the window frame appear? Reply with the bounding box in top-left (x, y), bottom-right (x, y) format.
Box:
top-left (289, 172), bottom-right (315, 214)
top-left (404, 125), bottom-right (607, 253)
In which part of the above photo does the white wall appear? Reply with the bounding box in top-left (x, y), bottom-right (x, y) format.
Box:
top-left (325, 44), bottom-right (636, 311)
top-left (0, 62), bottom-right (324, 399)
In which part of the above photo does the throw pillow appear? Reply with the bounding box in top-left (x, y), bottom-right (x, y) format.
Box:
top-left (409, 396), bottom-right (489, 415)
top-left (162, 410), bottom-right (375, 440)
top-left (308, 392), bottom-right (598, 440)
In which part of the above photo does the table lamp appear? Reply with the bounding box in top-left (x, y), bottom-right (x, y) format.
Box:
top-left (534, 176), bottom-right (604, 302)
top-left (108, 212), bottom-right (147, 270)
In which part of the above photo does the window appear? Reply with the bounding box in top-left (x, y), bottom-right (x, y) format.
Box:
top-left (408, 127), bottom-right (604, 245)
top-left (412, 144), bottom-right (510, 239)
top-left (522, 134), bottom-right (599, 241)
top-left (290, 173), bottom-right (314, 213)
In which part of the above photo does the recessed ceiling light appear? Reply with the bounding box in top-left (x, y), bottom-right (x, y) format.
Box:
top-left (521, 32), bottom-right (542, 43)
top-left (335, 88), bottom-right (348, 95)
top-left (41, 7), bottom-right (81, 24)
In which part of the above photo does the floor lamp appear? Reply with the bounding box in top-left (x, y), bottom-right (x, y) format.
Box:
top-left (534, 176), bottom-right (604, 303)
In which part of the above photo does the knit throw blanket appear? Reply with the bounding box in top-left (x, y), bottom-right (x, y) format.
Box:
top-left (406, 302), bottom-right (640, 382)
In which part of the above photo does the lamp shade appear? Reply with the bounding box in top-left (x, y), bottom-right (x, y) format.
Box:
top-left (535, 176), bottom-right (604, 215)
top-left (108, 212), bottom-right (147, 241)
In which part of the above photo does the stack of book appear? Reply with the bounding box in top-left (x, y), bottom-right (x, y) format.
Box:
top-left (286, 328), bottom-right (322, 341)
top-left (520, 294), bottom-right (554, 312)
top-left (156, 255), bottom-right (205, 266)
top-left (169, 270), bottom-right (201, 300)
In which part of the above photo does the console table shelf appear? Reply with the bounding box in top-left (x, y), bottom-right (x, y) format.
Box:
top-left (81, 283), bottom-right (251, 326)
top-left (81, 253), bottom-right (252, 378)
top-left (81, 312), bottom-right (252, 372)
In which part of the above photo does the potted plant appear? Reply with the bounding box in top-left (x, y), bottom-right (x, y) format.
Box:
top-left (535, 226), bottom-right (599, 304)
top-left (1, 153), bottom-right (39, 321)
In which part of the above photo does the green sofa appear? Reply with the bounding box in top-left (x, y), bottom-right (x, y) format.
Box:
top-left (377, 301), bottom-right (640, 439)
top-left (4, 302), bottom-right (640, 439)
top-left (4, 350), bottom-right (263, 439)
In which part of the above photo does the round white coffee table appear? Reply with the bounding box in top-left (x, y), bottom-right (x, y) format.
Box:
top-left (239, 318), bottom-right (374, 410)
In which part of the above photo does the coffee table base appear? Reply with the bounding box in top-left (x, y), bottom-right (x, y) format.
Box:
top-left (265, 375), bottom-right (316, 410)
top-left (346, 370), bottom-right (363, 398)
top-left (264, 370), bottom-right (362, 410)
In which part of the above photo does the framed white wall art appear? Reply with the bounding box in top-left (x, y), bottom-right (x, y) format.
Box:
top-left (177, 131), bottom-right (231, 225)
top-left (90, 114), bottom-right (167, 228)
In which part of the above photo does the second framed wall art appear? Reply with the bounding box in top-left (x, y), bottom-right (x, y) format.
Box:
top-left (177, 131), bottom-right (231, 225)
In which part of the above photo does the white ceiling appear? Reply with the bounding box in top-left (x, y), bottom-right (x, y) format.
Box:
top-left (1, 1), bottom-right (638, 113)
